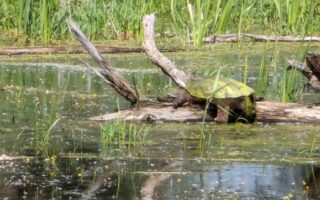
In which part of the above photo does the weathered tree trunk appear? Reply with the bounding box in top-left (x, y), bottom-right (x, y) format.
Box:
top-left (66, 19), bottom-right (138, 105)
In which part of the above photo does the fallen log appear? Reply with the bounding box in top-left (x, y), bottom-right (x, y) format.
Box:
top-left (0, 45), bottom-right (183, 56)
top-left (0, 45), bottom-right (144, 55)
top-left (90, 101), bottom-right (215, 123)
top-left (90, 101), bottom-right (320, 124)
top-left (204, 34), bottom-right (320, 43)
top-left (67, 15), bottom-right (320, 124)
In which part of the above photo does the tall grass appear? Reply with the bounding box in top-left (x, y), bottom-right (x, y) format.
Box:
top-left (0, 0), bottom-right (319, 45)
top-left (272, 0), bottom-right (316, 35)
top-left (254, 43), bottom-right (307, 102)
top-left (255, 43), bottom-right (271, 96)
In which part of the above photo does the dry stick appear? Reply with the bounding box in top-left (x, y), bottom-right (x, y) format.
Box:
top-left (142, 14), bottom-right (189, 89)
top-left (66, 19), bottom-right (138, 105)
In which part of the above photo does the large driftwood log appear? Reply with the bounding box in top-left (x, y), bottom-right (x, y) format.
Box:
top-left (90, 101), bottom-right (320, 123)
top-left (204, 34), bottom-right (320, 43)
top-left (90, 102), bottom-right (214, 123)
top-left (66, 19), bottom-right (138, 105)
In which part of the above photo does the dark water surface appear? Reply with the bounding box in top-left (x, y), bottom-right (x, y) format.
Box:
top-left (0, 43), bottom-right (320, 199)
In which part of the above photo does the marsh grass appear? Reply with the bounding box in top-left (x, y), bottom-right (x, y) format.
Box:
top-left (1, 0), bottom-right (319, 45)
top-left (255, 43), bottom-right (271, 96)
top-left (100, 121), bottom-right (151, 155)
top-left (253, 42), bottom-right (307, 102)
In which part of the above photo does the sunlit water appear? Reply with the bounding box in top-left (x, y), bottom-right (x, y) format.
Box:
top-left (0, 43), bottom-right (320, 199)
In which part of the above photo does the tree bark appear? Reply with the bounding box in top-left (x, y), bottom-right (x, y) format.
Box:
top-left (66, 19), bottom-right (138, 105)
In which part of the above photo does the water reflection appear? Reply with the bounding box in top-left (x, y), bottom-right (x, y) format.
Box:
top-left (0, 156), bottom-right (319, 199)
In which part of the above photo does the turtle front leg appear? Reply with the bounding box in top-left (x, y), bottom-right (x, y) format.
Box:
top-left (173, 90), bottom-right (192, 108)
top-left (215, 105), bottom-right (230, 123)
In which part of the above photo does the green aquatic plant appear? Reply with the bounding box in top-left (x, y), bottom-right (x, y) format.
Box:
top-left (255, 43), bottom-right (271, 96)
top-left (280, 66), bottom-right (305, 102)
top-left (253, 42), bottom-right (306, 102)
top-left (100, 121), bottom-right (150, 151)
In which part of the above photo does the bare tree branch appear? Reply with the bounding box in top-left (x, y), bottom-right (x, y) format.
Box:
top-left (142, 14), bottom-right (189, 89)
top-left (66, 18), bottom-right (138, 105)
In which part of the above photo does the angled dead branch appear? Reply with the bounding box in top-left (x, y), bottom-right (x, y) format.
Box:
top-left (66, 18), bottom-right (138, 105)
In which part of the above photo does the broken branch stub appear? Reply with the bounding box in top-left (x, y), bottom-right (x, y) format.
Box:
top-left (288, 56), bottom-right (320, 91)
top-left (142, 14), bottom-right (189, 89)
top-left (66, 19), bottom-right (138, 105)
top-left (306, 53), bottom-right (320, 81)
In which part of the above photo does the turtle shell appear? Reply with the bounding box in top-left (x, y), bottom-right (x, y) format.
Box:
top-left (186, 77), bottom-right (254, 99)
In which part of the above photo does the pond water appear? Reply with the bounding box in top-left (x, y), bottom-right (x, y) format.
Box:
top-left (0, 43), bottom-right (320, 199)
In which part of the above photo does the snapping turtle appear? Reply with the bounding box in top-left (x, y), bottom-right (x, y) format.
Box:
top-left (173, 77), bottom-right (256, 123)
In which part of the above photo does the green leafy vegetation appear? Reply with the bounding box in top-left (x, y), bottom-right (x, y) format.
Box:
top-left (0, 0), bottom-right (319, 45)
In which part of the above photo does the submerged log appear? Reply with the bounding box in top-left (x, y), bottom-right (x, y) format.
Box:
top-left (204, 34), bottom-right (320, 43)
top-left (0, 46), bottom-right (144, 55)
